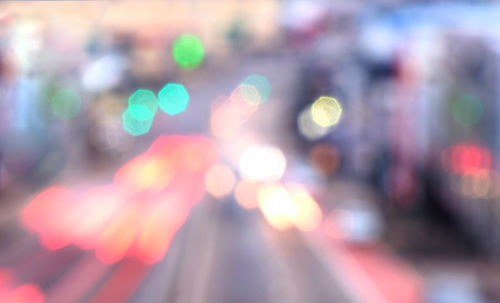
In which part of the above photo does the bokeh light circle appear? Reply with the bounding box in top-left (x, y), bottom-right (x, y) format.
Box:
top-left (205, 164), bottom-right (236, 198)
top-left (234, 180), bottom-right (260, 209)
top-left (239, 84), bottom-right (262, 105)
top-left (128, 89), bottom-right (158, 116)
top-left (158, 83), bottom-right (190, 115)
top-left (298, 107), bottom-right (330, 140)
top-left (452, 95), bottom-right (482, 127)
top-left (51, 88), bottom-right (81, 120)
top-left (309, 143), bottom-right (340, 176)
top-left (122, 104), bottom-right (154, 136)
top-left (229, 87), bottom-right (259, 119)
top-left (242, 75), bottom-right (271, 104)
top-left (172, 34), bottom-right (205, 70)
top-left (311, 96), bottom-right (342, 127)
top-left (239, 146), bottom-right (286, 182)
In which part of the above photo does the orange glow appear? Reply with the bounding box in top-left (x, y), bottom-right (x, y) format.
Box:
top-left (234, 180), bottom-right (261, 209)
top-left (136, 159), bottom-right (173, 190)
top-left (257, 182), bottom-right (322, 231)
top-left (95, 204), bottom-right (144, 264)
top-left (114, 135), bottom-right (218, 192)
top-left (460, 169), bottom-right (499, 199)
top-left (309, 143), bottom-right (340, 176)
top-left (117, 137), bottom-right (218, 194)
top-left (114, 154), bottom-right (173, 193)
top-left (205, 164), bottom-right (236, 198)
top-left (286, 184), bottom-right (323, 231)
top-left (102, 136), bottom-right (218, 263)
top-left (258, 184), bottom-right (297, 230)
top-left (133, 202), bottom-right (189, 264)
top-left (22, 135), bottom-right (219, 264)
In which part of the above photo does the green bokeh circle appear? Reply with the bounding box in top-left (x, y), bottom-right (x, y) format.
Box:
top-left (51, 88), bottom-right (82, 120)
top-left (172, 34), bottom-right (205, 70)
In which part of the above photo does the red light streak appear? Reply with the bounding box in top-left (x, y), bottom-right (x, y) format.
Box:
top-left (21, 135), bottom-right (219, 264)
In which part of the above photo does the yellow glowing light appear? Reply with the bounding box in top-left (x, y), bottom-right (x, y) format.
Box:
top-left (311, 96), bottom-right (342, 127)
top-left (286, 184), bottom-right (322, 231)
top-left (460, 169), bottom-right (498, 199)
top-left (239, 146), bottom-right (286, 182)
top-left (117, 156), bottom-right (173, 192)
top-left (138, 159), bottom-right (173, 190)
top-left (258, 184), bottom-right (297, 230)
top-left (205, 164), bottom-right (236, 198)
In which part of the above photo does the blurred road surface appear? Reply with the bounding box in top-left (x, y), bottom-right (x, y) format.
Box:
top-left (0, 53), bottom-right (360, 303)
